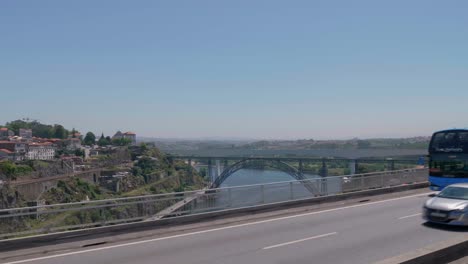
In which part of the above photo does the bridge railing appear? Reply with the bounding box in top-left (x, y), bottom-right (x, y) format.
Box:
top-left (0, 168), bottom-right (427, 240)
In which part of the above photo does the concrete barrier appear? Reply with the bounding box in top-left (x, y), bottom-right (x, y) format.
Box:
top-left (375, 234), bottom-right (468, 264)
top-left (0, 181), bottom-right (429, 252)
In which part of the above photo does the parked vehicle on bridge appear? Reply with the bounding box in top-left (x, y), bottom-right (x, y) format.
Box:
top-left (423, 183), bottom-right (468, 225)
top-left (428, 129), bottom-right (468, 191)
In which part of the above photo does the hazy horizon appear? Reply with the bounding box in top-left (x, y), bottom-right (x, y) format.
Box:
top-left (2, 1), bottom-right (468, 139)
top-left (137, 135), bottom-right (432, 142)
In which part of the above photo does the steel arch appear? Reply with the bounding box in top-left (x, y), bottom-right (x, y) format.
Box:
top-left (211, 158), bottom-right (318, 194)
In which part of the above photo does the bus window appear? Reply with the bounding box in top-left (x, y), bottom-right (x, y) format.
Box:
top-left (430, 131), bottom-right (466, 153)
top-left (459, 132), bottom-right (468, 150)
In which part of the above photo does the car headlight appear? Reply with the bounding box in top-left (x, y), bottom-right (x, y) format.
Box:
top-left (451, 208), bottom-right (468, 218)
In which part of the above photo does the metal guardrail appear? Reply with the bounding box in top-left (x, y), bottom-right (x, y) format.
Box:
top-left (0, 168), bottom-right (428, 240)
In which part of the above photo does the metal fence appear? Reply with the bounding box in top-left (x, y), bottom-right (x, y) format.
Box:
top-left (0, 168), bottom-right (428, 240)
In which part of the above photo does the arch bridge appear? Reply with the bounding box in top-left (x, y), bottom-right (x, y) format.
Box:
top-left (210, 158), bottom-right (318, 193)
top-left (169, 155), bottom-right (423, 192)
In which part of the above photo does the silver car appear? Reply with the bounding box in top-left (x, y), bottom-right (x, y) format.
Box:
top-left (423, 183), bottom-right (468, 226)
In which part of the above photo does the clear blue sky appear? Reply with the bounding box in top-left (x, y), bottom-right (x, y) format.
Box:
top-left (1, 0), bottom-right (467, 139)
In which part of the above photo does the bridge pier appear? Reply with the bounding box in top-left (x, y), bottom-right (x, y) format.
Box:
top-left (349, 160), bottom-right (356, 175)
top-left (299, 160), bottom-right (304, 174)
top-left (319, 159), bottom-right (328, 177)
top-left (207, 159), bottom-right (213, 184)
top-left (319, 159), bottom-right (328, 195)
top-left (387, 159), bottom-right (395, 171)
top-left (187, 159), bottom-right (193, 178)
top-left (216, 160), bottom-right (221, 179)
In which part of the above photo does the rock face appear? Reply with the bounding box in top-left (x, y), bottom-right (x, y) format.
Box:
top-left (0, 184), bottom-right (23, 209)
top-left (0, 185), bottom-right (29, 236)
top-left (29, 161), bottom-right (74, 178)
top-left (42, 177), bottom-right (103, 204)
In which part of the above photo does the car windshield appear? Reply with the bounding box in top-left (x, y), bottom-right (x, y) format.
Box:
top-left (437, 186), bottom-right (468, 200)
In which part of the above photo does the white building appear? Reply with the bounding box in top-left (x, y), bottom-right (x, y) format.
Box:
top-left (19, 128), bottom-right (33, 141)
top-left (0, 141), bottom-right (27, 161)
top-left (0, 128), bottom-right (14, 140)
top-left (123, 132), bottom-right (137, 145)
top-left (26, 142), bottom-right (55, 160)
top-left (112, 131), bottom-right (137, 145)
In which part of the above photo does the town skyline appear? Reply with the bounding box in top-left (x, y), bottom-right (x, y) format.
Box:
top-left (0, 117), bottom-right (440, 141)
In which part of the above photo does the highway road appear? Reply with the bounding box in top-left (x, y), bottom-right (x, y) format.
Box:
top-left (1, 191), bottom-right (465, 264)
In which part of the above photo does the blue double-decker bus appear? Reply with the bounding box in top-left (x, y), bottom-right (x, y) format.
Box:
top-left (429, 129), bottom-right (468, 191)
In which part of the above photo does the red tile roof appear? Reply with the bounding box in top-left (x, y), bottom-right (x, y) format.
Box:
top-left (29, 142), bottom-right (53, 147)
top-left (0, 149), bottom-right (13, 154)
top-left (0, 128), bottom-right (8, 131)
top-left (124, 132), bottom-right (136, 135)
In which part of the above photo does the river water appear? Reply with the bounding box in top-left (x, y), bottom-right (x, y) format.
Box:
top-left (198, 169), bottom-right (343, 210)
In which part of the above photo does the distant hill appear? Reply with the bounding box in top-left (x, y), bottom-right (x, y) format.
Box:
top-left (237, 137), bottom-right (430, 151)
top-left (145, 137), bottom-right (429, 152)
top-left (139, 136), bottom-right (430, 159)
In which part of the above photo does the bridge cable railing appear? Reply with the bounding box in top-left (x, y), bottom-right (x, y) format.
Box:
top-left (0, 168), bottom-right (427, 240)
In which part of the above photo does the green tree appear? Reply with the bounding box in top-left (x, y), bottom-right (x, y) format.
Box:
top-left (5, 120), bottom-right (71, 138)
top-left (97, 133), bottom-right (106, 146)
top-left (83, 132), bottom-right (96, 146)
top-left (357, 140), bottom-right (371, 149)
top-left (112, 138), bottom-right (132, 146)
top-left (5, 120), bottom-right (29, 135)
top-left (0, 161), bottom-right (33, 180)
top-left (199, 167), bottom-right (207, 178)
top-left (140, 143), bottom-right (149, 153)
top-left (53, 125), bottom-right (68, 139)
top-left (75, 149), bottom-right (85, 158)
top-left (30, 121), bottom-right (53, 138)
top-left (134, 156), bottom-right (160, 175)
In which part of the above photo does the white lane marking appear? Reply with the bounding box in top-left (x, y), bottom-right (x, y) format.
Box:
top-left (263, 232), bottom-right (337, 250)
top-left (1, 192), bottom-right (432, 264)
top-left (398, 213), bottom-right (422, 220)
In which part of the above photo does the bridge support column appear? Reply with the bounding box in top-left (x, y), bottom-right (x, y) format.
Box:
top-left (299, 160), bottom-right (304, 175)
top-left (319, 159), bottom-right (328, 195)
top-left (187, 159), bottom-right (194, 179)
top-left (319, 159), bottom-right (328, 177)
top-left (355, 160), bottom-right (360, 174)
top-left (216, 160), bottom-right (221, 179)
top-left (349, 160), bottom-right (356, 175)
top-left (207, 159), bottom-right (213, 184)
top-left (387, 159), bottom-right (395, 171)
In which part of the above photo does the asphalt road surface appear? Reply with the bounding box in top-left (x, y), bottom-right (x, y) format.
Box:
top-left (2, 191), bottom-right (465, 264)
